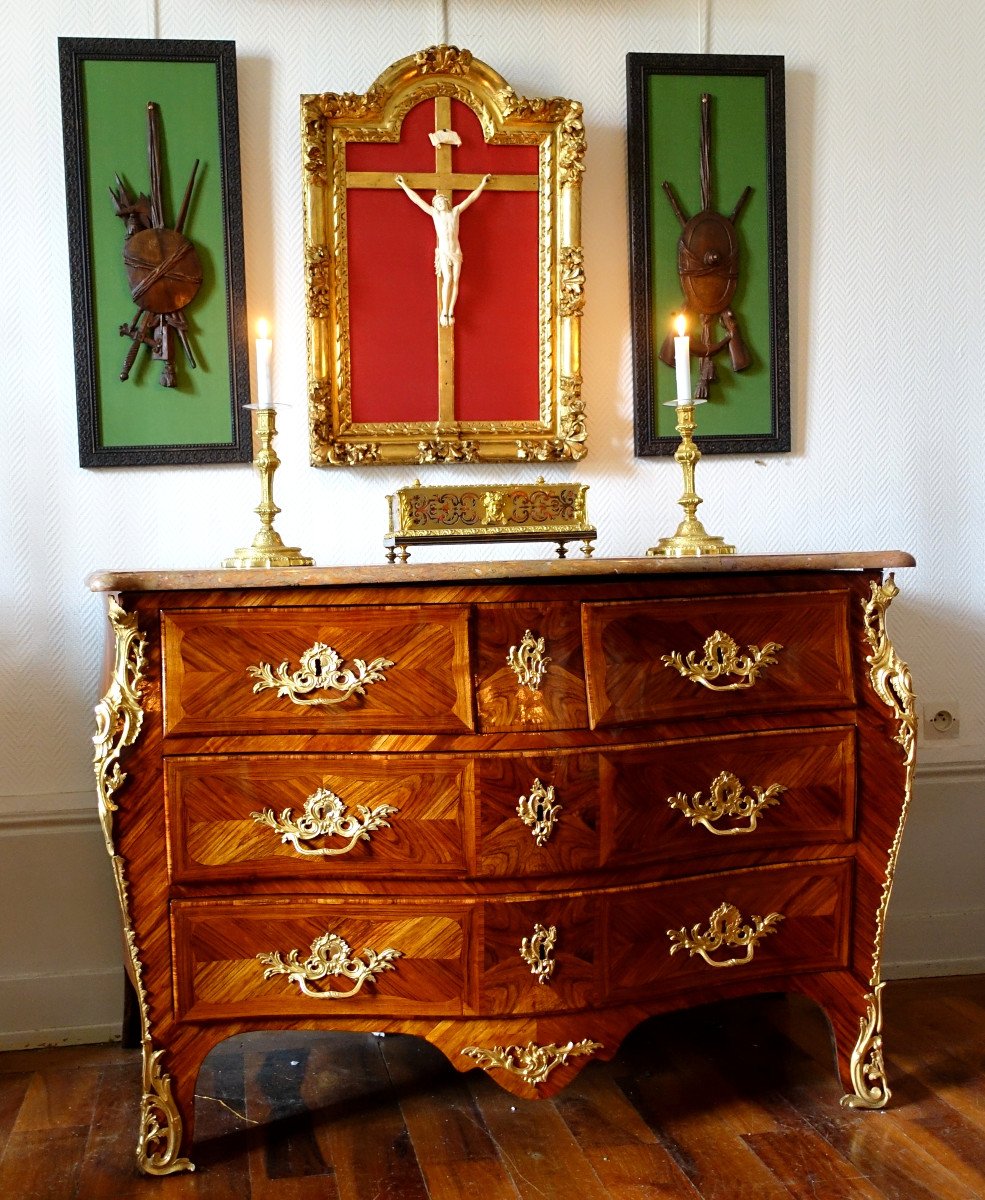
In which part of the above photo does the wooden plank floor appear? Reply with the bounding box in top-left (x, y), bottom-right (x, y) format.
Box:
top-left (1, 975), bottom-right (983, 1199)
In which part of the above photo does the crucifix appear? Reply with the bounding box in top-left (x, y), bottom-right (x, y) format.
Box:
top-left (345, 95), bottom-right (539, 429)
top-left (395, 167), bottom-right (491, 327)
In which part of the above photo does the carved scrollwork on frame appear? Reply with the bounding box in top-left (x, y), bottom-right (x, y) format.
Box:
top-left (416, 44), bottom-right (474, 75)
top-left (251, 788), bottom-right (399, 857)
top-left (558, 105), bottom-right (587, 186)
top-left (516, 414), bottom-right (587, 462)
top-left (667, 902), bottom-right (784, 969)
top-left (661, 630), bottom-right (783, 691)
top-left (248, 641), bottom-right (394, 708)
top-left (668, 771), bottom-right (787, 836)
top-left (306, 245), bottom-right (333, 319)
top-left (514, 438), bottom-right (556, 462)
top-left (560, 374), bottom-right (585, 416)
top-left (416, 438), bottom-right (479, 464)
top-left (498, 89), bottom-right (574, 125)
top-left (558, 246), bottom-right (586, 317)
top-left (461, 1038), bottom-right (602, 1086)
top-left (302, 90), bottom-right (386, 181)
top-left (496, 93), bottom-right (585, 186)
top-left (258, 932), bottom-right (402, 1000)
top-left (323, 440), bottom-right (381, 465)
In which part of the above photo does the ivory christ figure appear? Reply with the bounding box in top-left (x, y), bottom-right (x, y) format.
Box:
top-left (395, 174), bottom-right (491, 325)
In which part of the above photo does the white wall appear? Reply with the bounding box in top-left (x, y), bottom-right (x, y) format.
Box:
top-left (2, 0), bottom-right (982, 1047)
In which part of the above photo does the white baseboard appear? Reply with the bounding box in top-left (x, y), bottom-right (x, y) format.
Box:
top-left (0, 967), bottom-right (123, 1050)
top-left (883, 907), bottom-right (985, 980)
top-left (0, 793), bottom-right (94, 828)
top-left (0, 1025), bottom-right (121, 1052)
top-left (884, 957), bottom-right (985, 981)
top-left (0, 810), bottom-right (126, 1050)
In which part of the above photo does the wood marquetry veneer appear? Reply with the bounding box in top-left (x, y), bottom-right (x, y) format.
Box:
top-left (88, 552), bottom-right (916, 1174)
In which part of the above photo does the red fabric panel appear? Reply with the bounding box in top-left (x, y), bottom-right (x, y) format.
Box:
top-left (347, 189), bottom-right (439, 422)
top-left (450, 98), bottom-right (539, 174)
top-left (343, 96), bottom-right (542, 426)
top-left (345, 100), bottom-right (437, 172)
top-left (453, 189), bottom-right (540, 422)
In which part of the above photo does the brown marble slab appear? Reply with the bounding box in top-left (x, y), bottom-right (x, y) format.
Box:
top-left (87, 551), bottom-right (915, 593)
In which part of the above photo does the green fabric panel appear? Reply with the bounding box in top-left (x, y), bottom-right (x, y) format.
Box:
top-left (647, 73), bottom-right (771, 438)
top-left (82, 58), bottom-right (233, 447)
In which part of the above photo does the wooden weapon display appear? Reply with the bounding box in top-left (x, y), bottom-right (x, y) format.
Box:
top-left (659, 93), bottom-right (752, 399)
top-left (110, 102), bottom-right (202, 387)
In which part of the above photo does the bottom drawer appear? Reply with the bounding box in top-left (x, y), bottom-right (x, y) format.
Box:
top-left (171, 859), bottom-right (852, 1023)
top-left (606, 859), bottom-right (852, 1001)
top-left (172, 899), bottom-right (474, 1021)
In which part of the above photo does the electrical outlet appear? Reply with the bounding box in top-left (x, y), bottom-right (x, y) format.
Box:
top-left (923, 702), bottom-right (960, 739)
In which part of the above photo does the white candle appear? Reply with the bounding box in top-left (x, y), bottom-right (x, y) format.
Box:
top-left (673, 313), bottom-right (691, 402)
top-left (255, 318), bottom-right (273, 408)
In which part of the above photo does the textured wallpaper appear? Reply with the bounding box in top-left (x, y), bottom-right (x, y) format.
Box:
top-left (2, 0), bottom-right (983, 811)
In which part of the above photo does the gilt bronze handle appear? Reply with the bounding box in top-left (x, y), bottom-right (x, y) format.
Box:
top-left (248, 641), bottom-right (393, 707)
top-left (667, 902), bottom-right (783, 968)
top-left (251, 787), bottom-right (398, 857)
top-left (257, 931), bottom-right (401, 999)
top-left (661, 630), bottom-right (782, 691)
top-left (667, 771), bottom-right (786, 836)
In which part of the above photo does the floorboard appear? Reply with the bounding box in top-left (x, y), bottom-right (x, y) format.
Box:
top-left (0, 976), bottom-right (982, 1199)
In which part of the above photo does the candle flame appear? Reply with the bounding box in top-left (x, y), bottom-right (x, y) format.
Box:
top-left (674, 313), bottom-right (687, 337)
top-left (257, 318), bottom-right (270, 339)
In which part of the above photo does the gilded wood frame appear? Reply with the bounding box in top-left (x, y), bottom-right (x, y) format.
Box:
top-left (302, 46), bottom-right (586, 466)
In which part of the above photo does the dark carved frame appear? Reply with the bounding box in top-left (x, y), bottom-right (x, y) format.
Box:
top-left (59, 37), bottom-right (252, 467)
top-left (627, 52), bottom-right (790, 456)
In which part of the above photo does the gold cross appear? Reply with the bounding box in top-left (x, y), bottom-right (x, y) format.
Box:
top-left (345, 96), bottom-right (539, 428)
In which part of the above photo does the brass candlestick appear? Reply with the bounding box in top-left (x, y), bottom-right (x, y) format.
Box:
top-left (647, 400), bottom-right (735, 557)
top-left (222, 406), bottom-right (314, 568)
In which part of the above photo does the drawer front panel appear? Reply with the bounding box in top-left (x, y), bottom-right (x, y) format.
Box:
top-left (583, 590), bottom-right (855, 728)
top-left (474, 603), bottom-right (588, 733)
top-left (480, 893), bottom-right (598, 1014)
top-left (167, 755), bottom-right (472, 883)
top-left (600, 726), bottom-right (856, 866)
top-left (475, 750), bottom-right (600, 877)
top-left (172, 900), bottom-right (473, 1020)
top-left (162, 605), bottom-right (474, 736)
top-left (606, 859), bottom-right (851, 1002)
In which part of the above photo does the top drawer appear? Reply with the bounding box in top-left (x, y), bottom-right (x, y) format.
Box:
top-left (161, 605), bottom-right (474, 736)
top-left (583, 590), bottom-right (855, 728)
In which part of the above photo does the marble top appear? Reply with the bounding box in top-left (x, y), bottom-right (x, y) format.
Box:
top-left (88, 551), bottom-right (916, 593)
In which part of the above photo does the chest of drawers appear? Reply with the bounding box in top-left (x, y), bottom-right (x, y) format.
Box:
top-left (89, 552), bottom-right (915, 1175)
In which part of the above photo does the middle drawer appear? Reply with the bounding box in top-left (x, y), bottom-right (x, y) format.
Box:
top-left (167, 724), bottom-right (854, 885)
